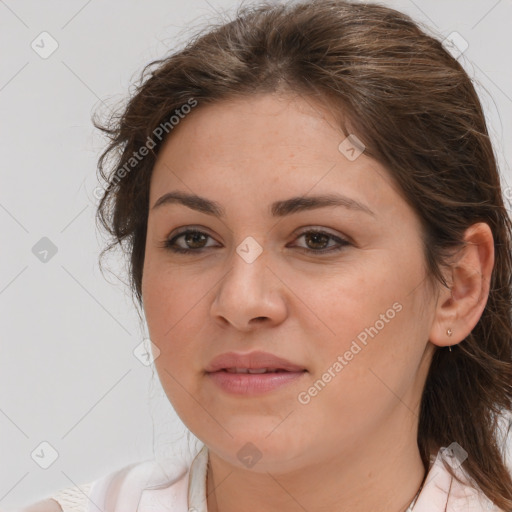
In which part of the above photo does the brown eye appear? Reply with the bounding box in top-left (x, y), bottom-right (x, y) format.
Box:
top-left (303, 231), bottom-right (331, 250)
top-left (292, 229), bottom-right (350, 254)
top-left (161, 228), bottom-right (350, 255)
top-left (181, 231), bottom-right (208, 249)
top-left (163, 229), bottom-right (217, 254)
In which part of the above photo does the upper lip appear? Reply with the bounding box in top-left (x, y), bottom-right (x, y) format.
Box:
top-left (205, 351), bottom-right (306, 372)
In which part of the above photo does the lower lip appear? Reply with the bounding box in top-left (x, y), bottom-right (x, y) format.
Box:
top-left (206, 370), bottom-right (307, 395)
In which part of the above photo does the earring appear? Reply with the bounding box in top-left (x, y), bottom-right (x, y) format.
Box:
top-left (447, 328), bottom-right (453, 351)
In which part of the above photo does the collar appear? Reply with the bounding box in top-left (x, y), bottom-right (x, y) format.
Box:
top-left (413, 449), bottom-right (499, 511)
top-left (188, 444), bottom-right (209, 511)
top-left (138, 445), bottom-right (498, 512)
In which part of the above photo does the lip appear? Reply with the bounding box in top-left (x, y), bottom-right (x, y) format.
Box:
top-left (205, 350), bottom-right (307, 395)
top-left (205, 350), bottom-right (306, 373)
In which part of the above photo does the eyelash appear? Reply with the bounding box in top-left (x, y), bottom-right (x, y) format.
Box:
top-left (160, 228), bottom-right (351, 255)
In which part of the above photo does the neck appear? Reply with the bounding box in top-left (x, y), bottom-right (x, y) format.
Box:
top-left (205, 409), bottom-right (427, 512)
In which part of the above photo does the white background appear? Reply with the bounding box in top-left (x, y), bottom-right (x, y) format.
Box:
top-left (1, 0), bottom-right (511, 509)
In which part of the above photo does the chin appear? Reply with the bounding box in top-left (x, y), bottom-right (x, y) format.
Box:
top-left (204, 425), bottom-right (310, 471)
top-left (212, 441), bottom-right (305, 473)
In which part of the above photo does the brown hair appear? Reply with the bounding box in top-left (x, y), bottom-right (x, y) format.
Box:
top-left (93, 0), bottom-right (512, 507)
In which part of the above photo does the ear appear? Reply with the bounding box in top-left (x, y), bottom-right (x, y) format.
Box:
top-left (429, 222), bottom-right (495, 347)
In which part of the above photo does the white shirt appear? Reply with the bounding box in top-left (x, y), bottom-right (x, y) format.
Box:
top-left (45, 445), bottom-right (503, 512)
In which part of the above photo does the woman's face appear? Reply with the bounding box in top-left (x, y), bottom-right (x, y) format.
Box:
top-left (142, 92), bottom-right (438, 473)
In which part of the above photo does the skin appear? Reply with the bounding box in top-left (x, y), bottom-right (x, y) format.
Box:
top-left (141, 92), bottom-right (494, 512)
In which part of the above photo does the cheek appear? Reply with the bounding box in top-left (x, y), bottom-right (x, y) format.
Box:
top-left (142, 265), bottom-right (204, 377)
top-left (143, 258), bottom-right (202, 335)
top-left (304, 257), bottom-right (410, 344)
top-left (143, 268), bottom-right (206, 422)
top-left (307, 252), bottom-right (428, 387)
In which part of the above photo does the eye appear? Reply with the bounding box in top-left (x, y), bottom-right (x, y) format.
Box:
top-left (161, 229), bottom-right (218, 254)
top-left (160, 227), bottom-right (351, 255)
top-left (290, 228), bottom-right (351, 254)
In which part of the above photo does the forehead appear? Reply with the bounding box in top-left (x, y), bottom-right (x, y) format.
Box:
top-left (156, 93), bottom-right (346, 165)
top-left (149, 93), bottom-right (400, 218)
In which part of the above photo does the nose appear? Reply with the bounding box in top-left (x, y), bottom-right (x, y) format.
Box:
top-left (210, 242), bottom-right (288, 332)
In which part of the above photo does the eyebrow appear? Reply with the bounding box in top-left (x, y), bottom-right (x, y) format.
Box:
top-left (151, 191), bottom-right (375, 217)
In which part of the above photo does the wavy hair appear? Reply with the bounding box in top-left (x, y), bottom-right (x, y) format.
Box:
top-left (93, 0), bottom-right (512, 508)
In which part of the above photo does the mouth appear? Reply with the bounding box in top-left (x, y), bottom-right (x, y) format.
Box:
top-left (204, 351), bottom-right (307, 394)
top-left (205, 350), bottom-right (307, 374)
top-left (205, 353), bottom-right (307, 394)
top-left (206, 368), bottom-right (307, 395)
top-left (217, 367), bottom-right (305, 374)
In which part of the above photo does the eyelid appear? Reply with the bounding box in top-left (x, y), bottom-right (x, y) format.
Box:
top-left (167, 225), bottom-right (218, 240)
top-left (162, 225), bottom-right (352, 255)
top-left (167, 226), bottom-right (221, 248)
top-left (293, 225), bottom-right (347, 239)
top-left (167, 225), bottom-right (350, 242)
top-left (291, 228), bottom-right (351, 250)
top-left (291, 225), bottom-right (355, 247)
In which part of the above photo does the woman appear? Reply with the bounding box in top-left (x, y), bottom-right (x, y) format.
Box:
top-left (17, 0), bottom-right (512, 510)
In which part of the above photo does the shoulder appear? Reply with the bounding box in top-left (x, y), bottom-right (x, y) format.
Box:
top-left (2, 482), bottom-right (95, 512)
top-left (414, 447), bottom-right (508, 512)
top-left (1, 498), bottom-right (64, 512)
top-left (89, 455), bottom-right (191, 511)
top-left (8, 453), bottom-right (194, 512)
